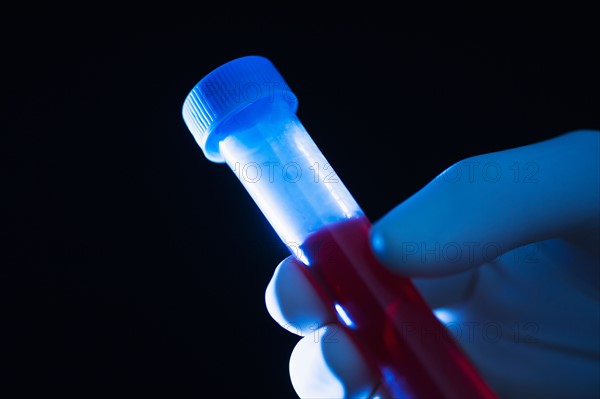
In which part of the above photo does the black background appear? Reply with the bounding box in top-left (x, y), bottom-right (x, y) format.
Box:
top-left (5, 28), bottom-right (599, 397)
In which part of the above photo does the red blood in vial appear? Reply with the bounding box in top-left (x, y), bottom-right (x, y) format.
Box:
top-left (296, 216), bottom-right (496, 399)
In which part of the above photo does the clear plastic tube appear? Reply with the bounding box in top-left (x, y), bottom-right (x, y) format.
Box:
top-left (218, 101), bottom-right (362, 258)
top-left (182, 56), bottom-right (497, 398)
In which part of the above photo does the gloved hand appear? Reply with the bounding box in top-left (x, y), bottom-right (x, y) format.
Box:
top-left (265, 130), bottom-right (600, 399)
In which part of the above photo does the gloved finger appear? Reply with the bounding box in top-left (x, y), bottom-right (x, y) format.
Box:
top-left (411, 268), bottom-right (479, 309)
top-left (265, 256), bottom-right (336, 336)
top-left (370, 130), bottom-right (600, 277)
top-left (289, 324), bottom-right (380, 399)
top-left (266, 255), bottom-right (479, 328)
top-left (426, 305), bottom-right (600, 399)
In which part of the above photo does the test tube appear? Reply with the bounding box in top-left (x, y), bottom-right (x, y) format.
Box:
top-left (182, 56), bottom-right (496, 399)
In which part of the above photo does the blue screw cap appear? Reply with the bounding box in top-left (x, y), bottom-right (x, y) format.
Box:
top-left (182, 56), bottom-right (298, 162)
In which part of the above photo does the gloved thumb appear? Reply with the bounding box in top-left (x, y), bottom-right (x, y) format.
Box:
top-left (370, 130), bottom-right (599, 277)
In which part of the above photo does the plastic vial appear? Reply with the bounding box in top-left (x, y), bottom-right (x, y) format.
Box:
top-left (182, 56), bottom-right (496, 399)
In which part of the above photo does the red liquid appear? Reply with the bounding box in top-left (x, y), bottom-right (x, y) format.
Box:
top-left (297, 216), bottom-right (496, 399)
